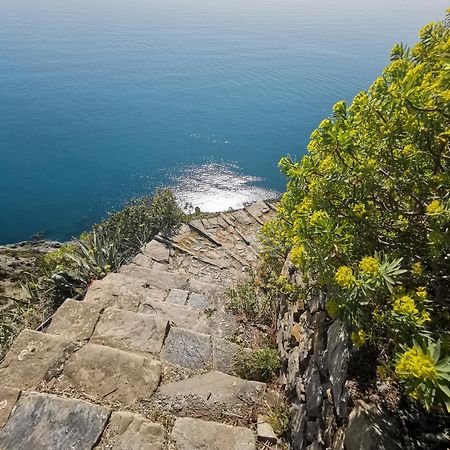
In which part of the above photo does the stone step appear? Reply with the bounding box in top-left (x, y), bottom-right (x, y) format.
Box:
top-left (46, 298), bottom-right (102, 341)
top-left (118, 265), bottom-right (189, 291)
top-left (171, 417), bottom-right (256, 450)
top-left (0, 386), bottom-right (21, 427)
top-left (84, 272), bottom-right (167, 311)
top-left (162, 327), bottom-right (244, 374)
top-left (97, 411), bottom-right (166, 450)
top-left (138, 297), bottom-right (210, 334)
top-left (157, 370), bottom-right (265, 407)
top-left (52, 343), bottom-right (161, 404)
top-left (0, 392), bottom-right (110, 450)
top-left (90, 308), bottom-right (169, 357)
top-left (0, 329), bottom-right (72, 390)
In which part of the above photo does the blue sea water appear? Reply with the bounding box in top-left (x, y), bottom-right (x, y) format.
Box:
top-left (0, 0), bottom-right (447, 244)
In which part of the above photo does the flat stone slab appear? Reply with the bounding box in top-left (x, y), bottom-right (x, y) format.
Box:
top-left (166, 289), bottom-right (189, 306)
top-left (171, 417), bottom-right (256, 450)
top-left (46, 299), bottom-right (102, 341)
top-left (211, 338), bottom-right (241, 375)
top-left (0, 393), bottom-right (109, 450)
top-left (0, 330), bottom-right (71, 390)
top-left (56, 343), bottom-right (161, 404)
top-left (91, 308), bottom-right (169, 356)
top-left (101, 411), bottom-right (165, 450)
top-left (187, 292), bottom-right (210, 311)
top-left (0, 386), bottom-right (20, 427)
top-left (84, 273), bottom-right (145, 311)
top-left (118, 266), bottom-right (189, 291)
top-left (138, 298), bottom-right (210, 334)
top-left (158, 371), bottom-right (265, 406)
top-left (162, 327), bottom-right (211, 369)
top-left (142, 240), bottom-right (170, 263)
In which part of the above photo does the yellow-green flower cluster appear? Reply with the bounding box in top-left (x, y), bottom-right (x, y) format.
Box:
top-left (393, 295), bottom-right (418, 316)
top-left (426, 199), bottom-right (444, 215)
top-left (393, 295), bottom-right (431, 325)
top-left (290, 246), bottom-right (305, 268)
top-left (411, 262), bottom-right (423, 276)
top-left (359, 256), bottom-right (380, 276)
top-left (353, 203), bottom-right (367, 218)
top-left (351, 329), bottom-right (367, 348)
top-left (308, 210), bottom-right (328, 226)
top-left (396, 347), bottom-right (437, 380)
top-left (334, 266), bottom-right (355, 289)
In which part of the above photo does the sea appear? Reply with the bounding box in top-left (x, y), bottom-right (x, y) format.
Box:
top-left (0, 0), bottom-right (447, 243)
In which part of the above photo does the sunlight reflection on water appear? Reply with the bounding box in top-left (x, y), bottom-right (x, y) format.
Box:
top-left (170, 163), bottom-right (279, 213)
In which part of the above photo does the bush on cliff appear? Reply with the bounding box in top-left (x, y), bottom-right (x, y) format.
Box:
top-left (264, 13), bottom-right (450, 411)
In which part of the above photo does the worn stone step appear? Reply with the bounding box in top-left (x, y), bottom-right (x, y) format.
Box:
top-left (84, 272), bottom-right (167, 311)
top-left (138, 297), bottom-right (210, 334)
top-left (98, 411), bottom-right (166, 450)
top-left (0, 392), bottom-right (110, 450)
top-left (46, 298), bottom-right (102, 341)
top-left (171, 417), bottom-right (256, 450)
top-left (142, 239), bottom-right (170, 264)
top-left (118, 265), bottom-right (189, 291)
top-left (163, 327), bottom-right (211, 370)
top-left (53, 343), bottom-right (161, 404)
top-left (90, 308), bottom-right (169, 356)
top-left (162, 327), bottom-right (243, 374)
top-left (0, 329), bottom-right (72, 390)
top-left (157, 370), bottom-right (265, 407)
top-left (0, 386), bottom-right (21, 427)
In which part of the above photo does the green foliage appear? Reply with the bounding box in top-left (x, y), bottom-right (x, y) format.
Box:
top-left (93, 188), bottom-right (185, 264)
top-left (235, 347), bottom-right (281, 383)
top-left (266, 13), bottom-right (450, 411)
top-left (227, 280), bottom-right (273, 326)
top-left (263, 397), bottom-right (290, 438)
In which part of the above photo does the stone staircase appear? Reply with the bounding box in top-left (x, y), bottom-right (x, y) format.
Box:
top-left (0, 201), bottom-right (276, 450)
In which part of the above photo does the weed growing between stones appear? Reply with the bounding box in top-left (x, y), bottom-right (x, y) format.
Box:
top-left (235, 347), bottom-right (281, 383)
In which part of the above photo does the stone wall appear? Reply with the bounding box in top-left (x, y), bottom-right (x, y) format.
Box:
top-left (277, 259), bottom-right (350, 450)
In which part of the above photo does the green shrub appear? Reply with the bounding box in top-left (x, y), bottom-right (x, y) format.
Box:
top-left (227, 281), bottom-right (273, 326)
top-left (235, 347), bottom-right (281, 382)
top-left (265, 13), bottom-right (450, 411)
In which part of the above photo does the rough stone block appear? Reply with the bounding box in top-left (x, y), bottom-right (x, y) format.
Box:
top-left (56, 343), bottom-right (161, 404)
top-left (187, 292), bottom-right (209, 310)
top-left (211, 337), bottom-right (240, 374)
top-left (118, 266), bottom-right (188, 291)
top-left (46, 299), bottom-right (102, 341)
top-left (104, 411), bottom-right (166, 450)
top-left (171, 417), bottom-right (255, 450)
top-left (138, 298), bottom-right (210, 334)
top-left (345, 401), bottom-right (401, 450)
top-left (166, 289), bottom-right (189, 306)
top-left (0, 330), bottom-right (71, 390)
top-left (143, 240), bottom-right (170, 263)
top-left (0, 386), bottom-right (20, 428)
top-left (158, 370), bottom-right (264, 406)
top-left (163, 327), bottom-right (211, 369)
top-left (91, 308), bottom-right (168, 356)
top-left (257, 415), bottom-right (277, 444)
top-left (0, 393), bottom-right (109, 450)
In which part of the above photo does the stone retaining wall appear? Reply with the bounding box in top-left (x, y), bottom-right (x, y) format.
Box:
top-left (277, 258), bottom-right (404, 450)
top-left (277, 259), bottom-right (351, 450)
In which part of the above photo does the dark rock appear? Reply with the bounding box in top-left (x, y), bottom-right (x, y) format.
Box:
top-left (305, 361), bottom-right (322, 418)
top-left (326, 320), bottom-right (349, 419)
top-left (291, 402), bottom-right (307, 450)
top-left (0, 393), bottom-right (109, 450)
top-left (345, 401), bottom-right (402, 450)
